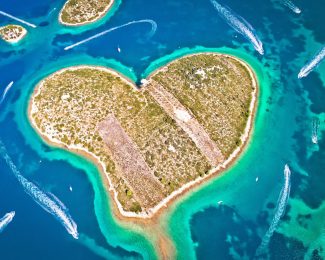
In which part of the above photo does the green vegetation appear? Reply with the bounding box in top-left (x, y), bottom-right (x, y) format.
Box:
top-left (31, 67), bottom-right (210, 213)
top-left (30, 53), bottom-right (255, 215)
top-left (0, 24), bottom-right (26, 43)
top-left (60, 0), bottom-right (113, 25)
top-left (151, 54), bottom-right (255, 157)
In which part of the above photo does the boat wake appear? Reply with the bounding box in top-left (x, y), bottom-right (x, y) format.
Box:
top-left (48, 8), bottom-right (57, 16)
top-left (0, 11), bottom-right (37, 28)
top-left (255, 164), bottom-right (291, 257)
top-left (64, 19), bottom-right (157, 51)
top-left (312, 117), bottom-right (320, 144)
top-left (0, 81), bottom-right (14, 104)
top-left (282, 0), bottom-right (301, 14)
top-left (209, 0), bottom-right (264, 55)
top-left (0, 141), bottom-right (78, 239)
top-left (298, 47), bottom-right (325, 79)
top-left (0, 211), bottom-right (15, 233)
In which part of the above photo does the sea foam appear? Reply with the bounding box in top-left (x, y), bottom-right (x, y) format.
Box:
top-left (298, 47), bottom-right (325, 79)
top-left (283, 0), bottom-right (301, 14)
top-left (64, 19), bottom-right (157, 51)
top-left (0, 11), bottom-right (36, 28)
top-left (255, 164), bottom-right (291, 256)
top-left (0, 141), bottom-right (78, 239)
top-left (210, 0), bottom-right (264, 55)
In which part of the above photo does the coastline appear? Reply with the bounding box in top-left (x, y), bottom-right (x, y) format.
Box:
top-left (58, 0), bottom-right (115, 27)
top-left (28, 53), bottom-right (258, 221)
top-left (0, 26), bottom-right (27, 44)
top-left (28, 53), bottom-right (258, 258)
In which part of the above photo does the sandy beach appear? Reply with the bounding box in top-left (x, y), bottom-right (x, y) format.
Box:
top-left (28, 52), bottom-right (258, 259)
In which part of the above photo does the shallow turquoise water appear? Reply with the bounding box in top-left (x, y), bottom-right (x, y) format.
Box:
top-left (0, 0), bottom-right (324, 259)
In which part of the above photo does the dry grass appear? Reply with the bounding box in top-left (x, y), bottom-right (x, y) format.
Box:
top-left (0, 24), bottom-right (25, 42)
top-left (31, 53), bottom-right (254, 214)
top-left (151, 54), bottom-right (254, 157)
top-left (60, 0), bottom-right (112, 25)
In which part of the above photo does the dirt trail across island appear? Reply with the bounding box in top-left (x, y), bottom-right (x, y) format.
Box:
top-left (98, 114), bottom-right (165, 208)
top-left (147, 82), bottom-right (224, 166)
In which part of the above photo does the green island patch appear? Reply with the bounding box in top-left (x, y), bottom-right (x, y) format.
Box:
top-left (0, 24), bottom-right (27, 44)
top-left (59, 0), bottom-right (114, 26)
top-left (29, 53), bottom-right (257, 216)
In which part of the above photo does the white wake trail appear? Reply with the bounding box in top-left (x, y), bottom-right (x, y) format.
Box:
top-left (210, 0), bottom-right (264, 55)
top-left (48, 8), bottom-right (57, 16)
top-left (255, 164), bottom-right (291, 257)
top-left (0, 211), bottom-right (15, 233)
top-left (0, 81), bottom-right (14, 104)
top-left (0, 11), bottom-right (37, 28)
top-left (298, 47), bottom-right (325, 79)
top-left (312, 117), bottom-right (320, 144)
top-left (283, 0), bottom-right (301, 14)
top-left (0, 141), bottom-right (78, 239)
top-left (64, 19), bottom-right (157, 51)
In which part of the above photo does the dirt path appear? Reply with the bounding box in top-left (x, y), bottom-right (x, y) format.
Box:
top-left (98, 114), bottom-right (164, 208)
top-left (147, 82), bottom-right (224, 166)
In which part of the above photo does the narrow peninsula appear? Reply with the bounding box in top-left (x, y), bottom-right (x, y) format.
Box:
top-left (0, 24), bottom-right (27, 43)
top-left (59, 0), bottom-right (114, 26)
top-left (29, 53), bottom-right (257, 218)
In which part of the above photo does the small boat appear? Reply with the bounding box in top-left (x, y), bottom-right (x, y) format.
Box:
top-left (217, 200), bottom-right (223, 205)
top-left (256, 177), bottom-right (259, 182)
top-left (311, 118), bottom-right (319, 144)
top-left (69, 186), bottom-right (73, 192)
top-left (117, 46), bottom-right (121, 53)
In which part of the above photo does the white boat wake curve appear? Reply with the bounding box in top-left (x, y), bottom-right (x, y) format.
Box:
top-left (298, 47), bottom-right (325, 79)
top-left (210, 0), bottom-right (264, 55)
top-left (0, 141), bottom-right (78, 239)
top-left (0, 11), bottom-right (37, 28)
top-left (0, 81), bottom-right (14, 104)
top-left (0, 211), bottom-right (15, 233)
top-left (255, 164), bottom-right (291, 257)
top-left (64, 19), bottom-right (157, 51)
top-left (48, 8), bottom-right (57, 16)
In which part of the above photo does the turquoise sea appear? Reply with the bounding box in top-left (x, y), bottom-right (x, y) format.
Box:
top-left (0, 0), bottom-right (324, 259)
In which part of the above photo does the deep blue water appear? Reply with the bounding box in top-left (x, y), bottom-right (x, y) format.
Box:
top-left (0, 0), bottom-right (324, 259)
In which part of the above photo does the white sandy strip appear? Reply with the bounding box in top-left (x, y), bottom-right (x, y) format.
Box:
top-left (59, 0), bottom-right (115, 26)
top-left (0, 11), bottom-right (36, 28)
top-left (30, 55), bottom-right (257, 219)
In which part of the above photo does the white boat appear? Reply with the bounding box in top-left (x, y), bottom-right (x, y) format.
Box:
top-left (69, 186), bottom-right (73, 192)
top-left (117, 46), bottom-right (121, 53)
top-left (256, 177), bottom-right (259, 182)
top-left (0, 211), bottom-right (15, 233)
top-left (311, 118), bottom-right (320, 144)
top-left (312, 135), bottom-right (318, 144)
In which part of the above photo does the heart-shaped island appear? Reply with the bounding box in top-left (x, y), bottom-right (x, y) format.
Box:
top-left (29, 53), bottom-right (257, 218)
